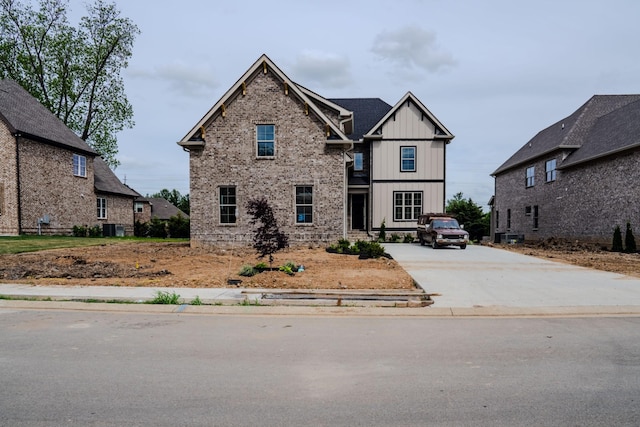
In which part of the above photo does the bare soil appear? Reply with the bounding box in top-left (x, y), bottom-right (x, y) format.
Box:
top-left (495, 238), bottom-right (640, 278)
top-left (1, 238), bottom-right (637, 290)
top-left (0, 242), bottom-right (416, 290)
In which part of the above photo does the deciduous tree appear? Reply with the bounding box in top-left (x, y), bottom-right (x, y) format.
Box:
top-left (0, 0), bottom-right (139, 167)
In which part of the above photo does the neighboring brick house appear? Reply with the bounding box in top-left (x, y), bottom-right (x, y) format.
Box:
top-left (491, 95), bottom-right (640, 244)
top-left (0, 79), bottom-right (139, 236)
top-left (134, 197), bottom-right (189, 224)
top-left (178, 54), bottom-right (454, 246)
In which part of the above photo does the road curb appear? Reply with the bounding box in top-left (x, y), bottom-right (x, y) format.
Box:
top-left (2, 299), bottom-right (640, 317)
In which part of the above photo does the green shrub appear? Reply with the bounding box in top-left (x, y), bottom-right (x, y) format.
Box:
top-left (612, 225), bottom-right (623, 252)
top-left (88, 225), bottom-right (102, 237)
top-left (403, 234), bottom-right (415, 243)
top-left (625, 222), bottom-right (637, 253)
top-left (254, 262), bottom-right (269, 271)
top-left (167, 214), bottom-right (190, 238)
top-left (72, 225), bottom-right (87, 237)
top-left (239, 264), bottom-right (258, 277)
top-left (389, 233), bottom-right (401, 242)
top-left (337, 238), bottom-right (351, 253)
top-left (191, 295), bottom-right (202, 305)
top-left (149, 216), bottom-right (167, 238)
top-left (378, 219), bottom-right (386, 242)
top-left (134, 220), bottom-right (149, 237)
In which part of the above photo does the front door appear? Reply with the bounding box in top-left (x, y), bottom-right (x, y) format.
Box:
top-left (351, 194), bottom-right (366, 230)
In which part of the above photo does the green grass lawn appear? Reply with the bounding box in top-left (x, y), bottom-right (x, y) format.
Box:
top-left (0, 235), bottom-right (189, 255)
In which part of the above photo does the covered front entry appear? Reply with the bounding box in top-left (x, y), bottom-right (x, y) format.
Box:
top-left (350, 193), bottom-right (367, 231)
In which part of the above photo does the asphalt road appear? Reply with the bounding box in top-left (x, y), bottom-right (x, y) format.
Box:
top-left (1, 308), bottom-right (639, 426)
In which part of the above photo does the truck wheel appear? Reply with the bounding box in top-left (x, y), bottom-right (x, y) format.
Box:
top-left (432, 240), bottom-right (439, 249)
top-left (460, 244), bottom-right (467, 250)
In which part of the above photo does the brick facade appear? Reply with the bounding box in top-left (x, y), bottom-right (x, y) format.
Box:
top-left (17, 139), bottom-right (96, 234)
top-left (189, 71), bottom-right (346, 247)
top-left (493, 149), bottom-right (640, 244)
top-left (0, 123), bottom-right (19, 235)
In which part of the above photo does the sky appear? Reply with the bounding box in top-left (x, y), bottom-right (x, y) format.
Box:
top-left (67, 0), bottom-right (640, 210)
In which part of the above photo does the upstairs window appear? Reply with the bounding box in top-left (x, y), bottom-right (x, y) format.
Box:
top-left (394, 191), bottom-right (422, 221)
top-left (525, 166), bottom-right (535, 187)
top-left (295, 186), bottom-right (313, 224)
top-left (220, 186), bottom-right (237, 224)
top-left (135, 202), bottom-right (144, 213)
top-left (354, 152), bottom-right (364, 172)
top-left (256, 124), bottom-right (275, 157)
top-left (401, 146), bottom-right (416, 172)
top-left (97, 198), bottom-right (107, 219)
top-left (545, 159), bottom-right (557, 182)
top-left (73, 154), bottom-right (86, 177)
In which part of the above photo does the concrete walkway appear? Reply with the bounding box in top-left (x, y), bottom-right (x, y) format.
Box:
top-left (383, 243), bottom-right (640, 309)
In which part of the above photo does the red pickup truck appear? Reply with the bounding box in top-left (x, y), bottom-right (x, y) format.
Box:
top-left (416, 213), bottom-right (469, 249)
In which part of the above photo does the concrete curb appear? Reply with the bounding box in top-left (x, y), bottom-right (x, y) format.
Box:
top-left (2, 299), bottom-right (640, 318)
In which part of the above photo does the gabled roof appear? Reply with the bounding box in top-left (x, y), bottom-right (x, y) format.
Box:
top-left (363, 92), bottom-right (455, 141)
top-left (145, 197), bottom-right (189, 220)
top-left (330, 98), bottom-right (392, 141)
top-left (94, 157), bottom-right (139, 198)
top-left (178, 54), bottom-right (350, 149)
top-left (560, 98), bottom-right (640, 168)
top-left (493, 94), bottom-right (640, 175)
top-left (0, 79), bottom-right (97, 155)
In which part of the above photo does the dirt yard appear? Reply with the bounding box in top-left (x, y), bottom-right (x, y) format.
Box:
top-left (0, 239), bottom-right (637, 290)
top-left (0, 242), bottom-right (416, 290)
top-left (496, 238), bottom-right (640, 278)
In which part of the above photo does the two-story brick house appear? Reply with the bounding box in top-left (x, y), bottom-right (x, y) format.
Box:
top-left (0, 79), bottom-right (139, 236)
top-left (491, 95), bottom-right (640, 244)
top-left (178, 54), bottom-right (454, 246)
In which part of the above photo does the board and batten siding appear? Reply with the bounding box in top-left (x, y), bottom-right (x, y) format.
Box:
top-left (369, 100), bottom-right (447, 231)
top-left (371, 182), bottom-right (444, 229)
top-left (371, 139), bottom-right (445, 180)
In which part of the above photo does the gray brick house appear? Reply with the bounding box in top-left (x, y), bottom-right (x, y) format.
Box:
top-left (178, 54), bottom-right (454, 246)
top-left (0, 79), bottom-right (139, 236)
top-left (491, 95), bottom-right (640, 244)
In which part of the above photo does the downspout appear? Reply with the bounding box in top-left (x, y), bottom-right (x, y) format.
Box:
top-left (15, 134), bottom-right (22, 234)
top-left (442, 140), bottom-right (447, 212)
top-left (343, 150), bottom-right (348, 239)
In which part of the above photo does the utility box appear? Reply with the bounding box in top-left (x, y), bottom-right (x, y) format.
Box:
top-left (102, 224), bottom-right (116, 237)
top-left (500, 233), bottom-right (524, 244)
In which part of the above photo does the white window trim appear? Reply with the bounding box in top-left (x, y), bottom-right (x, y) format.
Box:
top-left (219, 186), bottom-right (237, 225)
top-left (295, 185), bottom-right (313, 225)
top-left (256, 124), bottom-right (275, 158)
top-left (73, 154), bottom-right (87, 177)
top-left (97, 197), bottom-right (107, 219)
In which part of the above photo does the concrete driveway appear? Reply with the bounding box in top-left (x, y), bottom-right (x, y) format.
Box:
top-left (383, 243), bottom-right (640, 309)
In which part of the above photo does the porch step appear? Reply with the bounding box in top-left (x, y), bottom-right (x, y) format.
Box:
top-left (347, 231), bottom-right (375, 242)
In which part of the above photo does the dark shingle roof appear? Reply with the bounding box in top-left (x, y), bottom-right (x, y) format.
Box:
top-left (329, 98), bottom-right (392, 141)
top-left (147, 197), bottom-right (189, 220)
top-left (94, 157), bottom-right (139, 197)
top-left (493, 95), bottom-right (640, 175)
top-left (561, 98), bottom-right (640, 168)
top-left (0, 79), bottom-right (97, 155)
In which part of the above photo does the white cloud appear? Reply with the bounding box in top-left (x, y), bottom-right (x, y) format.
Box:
top-left (289, 51), bottom-right (353, 89)
top-left (127, 61), bottom-right (219, 97)
top-left (371, 26), bottom-right (457, 75)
